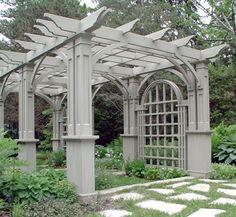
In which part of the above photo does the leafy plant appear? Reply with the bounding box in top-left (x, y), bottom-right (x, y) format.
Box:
top-left (95, 170), bottom-right (114, 190)
top-left (125, 160), bottom-right (146, 178)
top-left (95, 145), bottom-right (108, 158)
top-left (12, 203), bottom-right (24, 217)
top-left (211, 163), bottom-right (236, 180)
top-left (214, 135), bottom-right (236, 164)
top-left (0, 169), bottom-right (76, 204)
top-left (95, 158), bottom-right (124, 171)
top-left (47, 149), bottom-right (66, 168)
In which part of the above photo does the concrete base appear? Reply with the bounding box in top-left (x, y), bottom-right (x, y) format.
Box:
top-left (18, 139), bottom-right (38, 172)
top-left (78, 192), bottom-right (98, 204)
top-left (63, 135), bottom-right (98, 196)
top-left (52, 138), bottom-right (61, 151)
top-left (186, 131), bottom-right (212, 178)
top-left (121, 134), bottom-right (138, 161)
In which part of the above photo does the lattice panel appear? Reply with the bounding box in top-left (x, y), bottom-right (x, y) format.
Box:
top-left (138, 80), bottom-right (187, 169)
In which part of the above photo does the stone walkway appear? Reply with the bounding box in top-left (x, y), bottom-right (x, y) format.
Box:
top-left (99, 178), bottom-right (236, 217)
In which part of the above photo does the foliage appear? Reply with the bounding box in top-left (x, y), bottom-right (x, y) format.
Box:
top-left (39, 108), bottom-right (53, 151)
top-left (95, 158), bottom-right (124, 171)
top-left (213, 135), bottom-right (236, 164)
top-left (108, 137), bottom-right (123, 160)
top-left (0, 199), bottom-right (7, 212)
top-left (0, 169), bottom-right (77, 204)
top-left (125, 159), bottom-right (188, 180)
top-left (95, 170), bottom-right (114, 190)
top-left (12, 203), bottom-right (25, 217)
top-left (125, 160), bottom-right (146, 178)
top-left (47, 149), bottom-right (66, 168)
top-left (95, 145), bottom-right (108, 158)
top-left (211, 163), bottom-right (236, 180)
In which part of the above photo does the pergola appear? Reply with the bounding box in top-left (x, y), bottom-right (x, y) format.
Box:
top-left (0, 7), bottom-right (227, 201)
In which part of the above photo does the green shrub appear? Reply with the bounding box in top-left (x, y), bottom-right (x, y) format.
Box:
top-left (95, 170), bottom-right (114, 190)
top-left (0, 169), bottom-right (76, 204)
top-left (212, 123), bottom-right (236, 155)
top-left (12, 203), bottom-right (24, 217)
top-left (95, 158), bottom-right (124, 171)
top-left (95, 145), bottom-right (108, 158)
top-left (211, 163), bottom-right (236, 180)
top-left (0, 199), bottom-right (7, 212)
top-left (125, 160), bottom-right (146, 178)
top-left (109, 137), bottom-right (123, 160)
top-left (47, 149), bottom-right (66, 168)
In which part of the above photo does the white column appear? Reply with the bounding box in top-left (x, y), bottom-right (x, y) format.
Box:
top-left (122, 77), bottom-right (140, 161)
top-left (0, 98), bottom-right (4, 138)
top-left (18, 64), bottom-right (38, 172)
top-left (52, 109), bottom-right (62, 151)
top-left (186, 61), bottom-right (211, 178)
top-left (63, 34), bottom-right (98, 202)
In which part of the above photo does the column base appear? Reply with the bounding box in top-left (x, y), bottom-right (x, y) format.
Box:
top-left (18, 139), bottom-right (39, 172)
top-left (121, 134), bottom-right (138, 161)
top-left (62, 135), bottom-right (99, 196)
top-left (186, 130), bottom-right (212, 178)
top-left (78, 192), bottom-right (98, 204)
top-left (52, 138), bottom-right (61, 151)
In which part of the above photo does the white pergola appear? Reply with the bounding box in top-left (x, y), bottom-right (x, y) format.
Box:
top-left (0, 7), bottom-right (227, 201)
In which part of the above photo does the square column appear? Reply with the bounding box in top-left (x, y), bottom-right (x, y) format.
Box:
top-left (52, 109), bottom-right (62, 151)
top-left (186, 62), bottom-right (211, 178)
top-left (0, 98), bottom-right (4, 138)
top-left (18, 64), bottom-right (38, 172)
top-left (122, 77), bottom-right (140, 161)
top-left (63, 34), bottom-right (98, 201)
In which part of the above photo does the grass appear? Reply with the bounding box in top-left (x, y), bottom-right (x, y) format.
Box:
top-left (86, 178), bottom-right (236, 217)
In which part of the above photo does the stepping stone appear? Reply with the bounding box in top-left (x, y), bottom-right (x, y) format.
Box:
top-left (187, 208), bottom-right (225, 217)
top-left (100, 209), bottom-right (132, 217)
top-left (188, 183), bottom-right (210, 192)
top-left (167, 182), bottom-right (192, 188)
top-left (169, 193), bottom-right (209, 201)
top-left (148, 188), bottom-right (175, 195)
top-left (211, 197), bottom-right (236, 206)
top-left (223, 183), bottom-right (236, 188)
top-left (217, 188), bottom-right (236, 196)
top-left (111, 192), bottom-right (144, 201)
top-left (199, 179), bottom-right (227, 183)
top-left (136, 200), bottom-right (186, 215)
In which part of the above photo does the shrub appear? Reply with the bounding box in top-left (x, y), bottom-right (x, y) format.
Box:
top-left (125, 160), bottom-right (146, 178)
top-left (109, 137), bottom-right (123, 160)
top-left (95, 170), bottom-right (114, 190)
top-left (47, 149), bottom-right (66, 168)
top-left (95, 145), bottom-right (108, 158)
top-left (212, 123), bottom-right (236, 155)
top-left (0, 169), bottom-right (77, 204)
top-left (95, 158), bottom-right (124, 171)
top-left (211, 163), bottom-right (236, 180)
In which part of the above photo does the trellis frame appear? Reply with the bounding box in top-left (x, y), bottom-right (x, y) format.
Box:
top-left (0, 7), bottom-right (227, 201)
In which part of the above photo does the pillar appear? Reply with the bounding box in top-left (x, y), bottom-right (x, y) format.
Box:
top-left (122, 77), bottom-right (140, 161)
top-left (186, 61), bottom-right (211, 178)
top-left (0, 98), bottom-right (4, 137)
top-left (18, 64), bottom-right (38, 172)
top-left (63, 34), bottom-right (98, 202)
top-left (52, 109), bottom-right (62, 151)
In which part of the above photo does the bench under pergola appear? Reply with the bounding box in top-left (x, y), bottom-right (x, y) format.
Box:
top-left (0, 7), bottom-right (227, 201)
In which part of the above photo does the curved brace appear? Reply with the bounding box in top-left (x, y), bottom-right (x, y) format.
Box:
top-left (93, 42), bottom-right (126, 65)
top-left (101, 73), bottom-right (128, 97)
top-left (35, 91), bottom-right (55, 109)
top-left (92, 84), bottom-right (103, 100)
top-left (58, 93), bottom-right (67, 109)
top-left (0, 73), bottom-right (11, 98)
top-left (2, 83), bottom-right (19, 101)
top-left (175, 54), bottom-right (200, 85)
top-left (141, 79), bottom-right (183, 105)
top-left (30, 54), bottom-right (47, 89)
top-left (137, 69), bottom-right (188, 96)
top-left (167, 57), bottom-right (194, 88)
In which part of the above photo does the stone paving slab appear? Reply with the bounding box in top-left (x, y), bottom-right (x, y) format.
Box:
top-left (211, 197), bottom-right (236, 206)
top-left (187, 183), bottom-right (210, 192)
top-left (169, 193), bottom-right (209, 201)
top-left (223, 183), bottom-right (236, 188)
top-left (111, 192), bottom-right (144, 201)
top-left (166, 182), bottom-right (192, 189)
top-left (100, 209), bottom-right (132, 217)
top-left (136, 199), bottom-right (186, 215)
top-left (217, 188), bottom-right (236, 196)
top-left (148, 188), bottom-right (175, 195)
top-left (199, 179), bottom-right (227, 183)
top-left (187, 208), bottom-right (225, 217)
